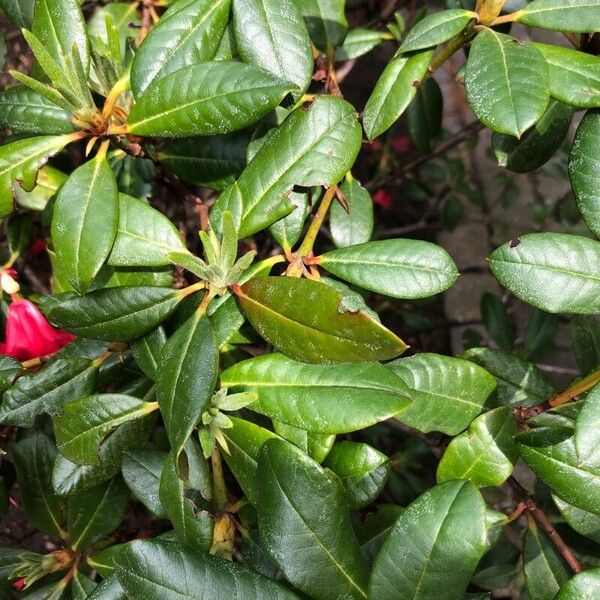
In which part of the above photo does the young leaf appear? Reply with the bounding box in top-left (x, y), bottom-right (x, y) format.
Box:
top-left (122, 449), bottom-right (168, 518)
top-left (489, 233), bottom-right (600, 314)
top-left (295, 0), bottom-right (348, 51)
top-left (126, 62), bottom-right (295, 137)
top-left (516, 0), bottom-right (600, 33)
top-left (363, 49), bottom-right (434, 140)
top-left (319, 239), bottom-right (459, 299)
top-left (221, 353), bottom-right (412, 433)
top-left (334, 28), bottom-right (391, 62)
top-left (329, 177), bottom-right (373, 248)
top-left (157, 313), bottom-right (218, 464)
top-left (44, 286), bottom-right (186, 341)
top-left (437, 407), bottom-right (519, 486)
top-left (211, 96), bottom-right (362, 237)
top-left (130, 0), bottom-right (231, 97)
top-left (233, 276), bottom-right (407, 363)
top-left (465, 30), bottom-right (549, 138)
top-left (52, 154), bottom-right (119, 293)
top-left (398, 9), bottom-right (476, 54)
top-left (108, 194), bottom-right (188, 267)
top-left (233, 0), bottom-right (312, 93)
top-left (257, 439), bottom-right (370, 600)
top-left (569, 109), bottom-right (600, 239)
top-left (368, 481), bottom-right (487, 600)
top-left (387, 353), bottom-right (496, 435)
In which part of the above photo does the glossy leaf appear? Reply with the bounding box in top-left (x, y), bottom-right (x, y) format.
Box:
top-left (272, 420), bottom-right (334, 463)
top-left (54, 394), bottom-right (156, 465)
top-left (353, 504), bottom-right (405, 563)
top-left (295, 0), bottom-right (347, 51)
top-left (257, 439), bottom-right (370, 600)
top-left (575, 384), bottom-right (600, 467)
top-left (368, 480), bottom-right (487, 600)
top-left (221, 353), bottom-right (412, 433)
top-left (0, 86), bottom-right (74, 134)
top-left (131, 326), bottom-right (167, 381)
top-left (109, 194), bottom-right (187, 267)
top-left (130, 0), bottom-right (231, 97)
top-left (52, 155), bottom-right (119, 292)
top-left (334, 28), bottom-right (391, 62)
top-left (363, 49), bottom-right (433, 140)
top-left (569, 109), bottom-right (600, 238)
top-left (0, 355), bottom-right (21, 394)
top-left (233, 276), bottom-right (407, 363)
top-left (116, 538), bottom-right (302, 599)
top-left (534, 43), bottom-right (600, 108)
top-left (324, 441), bottom-right (389, 509)
top-left (126, 62), bottom-right (295, 138)
top-left (157, 312), bottom-right (218, 462)
top-left (233, 0), bottom-right (312, 92)
top-left (87, 575), bottom-right (126, 600)
top-left (489, 233), bottom-right (600, 314)
top-left (465, 30), bottom-right (549, 138)
top-left (67, 476), bottom-right (129, 550)
top-left (122, 449), bottom-right (167, 518)
top-left (44, 286), bottom-right (185, 341)
top-left (493, 100), bottom-right (573, 173)
top-left (13, 432), bottom-right (65, 538)
top-left (388, 353), bottom-right (496, 435)
top-left (553, 493), bottom-right (600, 543)
top-left (212, 96), bottom-right (362, 238)
top-left (556, 568), bottom-right (600, 600)
top-left (516, 0), bottom-right (600, 32)
top-left (269, 190), bottom-right (309, 251)
top-left (319, 239), bottom-right (458, 299)
top-left (0, 358), bottom-right (97, 427)
top-left (517, 427), bottom-right (600, 514)
top-left (0, 134), bottom-right (74, 218)
top-left (437, 407), bottom-right (518, 486)
top-left (398, 9), bottom-right (476, 53)
top-left (330, 177), bottom-right (373, 248)
top-left (571, 315), bottom-right (600, 375)
top-left (407, 77), bottom-right (443, 153)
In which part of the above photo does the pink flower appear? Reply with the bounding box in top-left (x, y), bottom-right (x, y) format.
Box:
top-left (0, 298), bottom-right (75, 361)
top-left (373, 189), bottom-right (393, 209)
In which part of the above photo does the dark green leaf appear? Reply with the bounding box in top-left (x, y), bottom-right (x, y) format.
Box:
top-left (352, 504), bottom-right (405, 563)
top-left (553, 493), bottom-right (600, 543)
top-left (130, 0), bottom-right (231, 97)
top-left (71, 573), bottom-right (97, 600)
top-left (233, 276), bottom-right (408, 363)
top-left (0, 355), bottom-right (22, 394)
top-left (516, 0), bottom-right (600, 32)
top-left (257, 439), bottom-right (370, 600)
top-left (407, 77), bottom-right (443, 153)
top-left (131, 326), bottom-right (167, 380)
top-left (329, 176), bottom-right (373, 248)
top-left (0, 0), bottom-right (34, 27)
top-left (272, 420), bottom-right (334, 463)
top-left (221, 353), bottom-right (412, 433)
top-left (571, 315), bottom-right (600, 375)
top-left (555, 568), bottom-right (600, 600)
top-left (575, 384), bottom-right (600, 467)
top-left (295, 0), bottom-right (347, 51)
top-left (87, 575), bottom-right (126, 600)
top-left (122, 449), bottom-right (168, 517)
top-left (480, 292), bottom-right (515, 350)
top-left (269, 190), bottom-right (309, 251)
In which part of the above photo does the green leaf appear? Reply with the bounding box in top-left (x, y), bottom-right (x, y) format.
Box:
top-left (0, 0), bottom-right (34, 27)
top-left (488, 233), bottom-right (600, 314)
top-left (523, 521), bottom-right (570, 600)
top-left (126, 62), bottom-right (295, 138)
top-left (157, 313), bottom-right (218, 463)
top-left (32, 0), bottom-right (90, 76)
top-left (574, 384), bottom-right (600, 467)
top-left (233, 0), bottom-right (312, 92)
top-left (571, 316), bottom-right (600, 375)
top-left (67, 476), bottom-right (129, 550)
top-left (0, 134), bottom-right (74, 218)
top-left (130, 0), bottom-right (231, 97)
top-left (493, 100), bottom-right (573, 173)
top-left (517, 427), bottom-right (600, 514)
top-left (221, 353), bottom-right (412, 433)
top-left (534, 43), bottom-right (600, 108)
top-left (295, 0), bottom-right (348, 51)
top-left (352, 504), bottom-right (405, 564)
top-left (71, 573), bottom-right (97, 600)
top-left (54, 394), bottom-right (156, 465)
top-left (0, 355), bottom-right (21, 394)
top-left (555, 568), bottom-right (600, 600)
top-left (269, 190), bottom-right (309, 250)
top-left (233, 276), bottom-right (407, 363)
top-left (272, 420), bottom-right (335, 463)
top-left (324, 441), bottom-right (389, 509)
top-left (368, 480), bottom-right (487, 600)
top-left (108, 194), bottom-right (187, 267)
top-left (465, 30), bottom-right (549, 138)
top-left (52, 155), bottom-right (119, 293)
top-left (387, 353), bottom-right (496, 435)
top-left (329, 177), bottom-right (373, 248)
top-left (553, 493), bottom-right (600, 543)
top-left (44, 286), bottom-right (185, 341)
top-left (480, 292), bottom-right (515, 350)
top-left (131, 326), bottom-right (167, 381)
top-left (257, 439), bottom-right (370, 600)
top-left (398, 9), bottom-right (476, 53)
top-left (122, 449), bottom-right (168, 517)
top-left (13, 432), bottom-right (66, 538)
top-left (516, 0), bottom-right (600, 32)
top-left (462, 347), bottom-right (554, 407)
top-left (437, 407), bottom-right (519, 486)
top-left (0, 358), bottom-right (97, 427)
top-left (334, 28), bottom-right (391, 62)
top-left (7, 213), bottom-right (34, 256)
top-left (319, 239), bottom-right (458, 299)
top-left (52, 414), bottom-right (155, 495)
top-left (0, 86), bottom-right (74, 134)
top-left (212, 96), bottom-right (362, 238)
top-left (363, 49), bottom-right (433, 140)
top-left (116, 538), bottom-right (302, 599)
top-left (569, 109), bottom-right (600, 238)
top-left (407, 77), bottom-right (443, 153)
top-left (87, 574), bottom-right (126, 600)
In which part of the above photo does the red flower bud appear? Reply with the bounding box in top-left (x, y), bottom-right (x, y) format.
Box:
top-left (29, 238), bottom-right (47, 256)
top-left (12, 578), bottom-right (26, 591)
top-left (390, 136), bottom-right (411, 153)
top-left (373, 189), bottom-right (393, 209)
